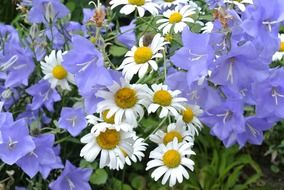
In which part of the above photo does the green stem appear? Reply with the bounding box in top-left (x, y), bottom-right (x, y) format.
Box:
top-left (144, 117), bottom-right (167, 142)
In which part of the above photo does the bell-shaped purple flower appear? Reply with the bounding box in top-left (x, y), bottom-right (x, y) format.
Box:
top-left (26, 80), bottom-right (61, 112)
top-left (171, 28), bottom-right (214, 87)
top-left (62, 35), bottom-right (113, 95)
top-left (58, 107), bottom-right (87, 137)
top-left (49, 161), bottom-right (92, 190)
top-left (16, 134), bottom-right (63, 178)
top-left (28, 0), bottom-right (69, 24)
top-left (0, 119), bottom-right (35, 165)
top-left (252, 68), bottom-right (284, 119)
top-left (201, 99), bottom-right (245, 141)
top-left (117, 20), bottom-right (136, 49)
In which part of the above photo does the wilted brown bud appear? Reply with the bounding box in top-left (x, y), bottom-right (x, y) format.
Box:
top-left (213, 8), bottom-right (233, 28)
top-left (143, 33), bottom-right (155, 46)
top-left (91, 7), bottom-right (106, 27)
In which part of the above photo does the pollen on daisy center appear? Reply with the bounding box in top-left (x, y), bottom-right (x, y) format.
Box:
top-left (128, 0), bottom-right (145, 6)
top-left (169, 12), bottom-right (183, 24)
top-left (52, 65), bottom-right (68, 80)
top-left (96, 129), bottom-right (120, 150)
top-left (114, 87), bottom-right (137, 109)
top-left (164, 0), bottom-right (175, 2)
top-left (153, 90), bottom-right (173, 106)
top-left (102, 110), bottom-right (115, 124)
top-left (182, 107), bottom-right (194, 123)
top-left (134, 47), bottom-right (153, 64)
top-left (163, 149), bottom-right (181, 168)
top-left (163, 131), bottom-right (182, 144)
top-left (279, 42), bottom-right (284, 52)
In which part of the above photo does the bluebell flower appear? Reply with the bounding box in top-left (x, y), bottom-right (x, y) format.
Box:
top-left (252, 68), bottom-right (284, 119)
top-left (117, 20), bottom-right (136, 49)
top-left (58, 107), bottom-right (87, 137)
top-left (0, 40), bottom-right (35, 88)
top-left (210, 40), bottom-right (268, 88)
top-left (28, 0), bottom-right (69, 24)
top-left (62, 35), bottom-right (113, 95)
top-left (26, 80), bottom-right (61, 112)
top-left (49, 161), bottom-right (92, 190)
top-left (201, 99), bottom-right (245, 141)
top-left (16, 134), bottom-right (63, 178)
top-left (0, 118), bottom-right (35, 165)
top-left (171, 28), bottom-right (214, 87)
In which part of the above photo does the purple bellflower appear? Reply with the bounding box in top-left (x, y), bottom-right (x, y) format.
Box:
top-left (58, 107), bottom-right (87, 137)
top-left (49, 161), bottom-right (92, 190)
top-left (28, 0), bottom-right (69, 24)
top-left (0, 118), bottom-right (35, 165)
top-left (26, 80), bottom-right (61, 112)
top-left (16, 134), bottom-right (63, 179)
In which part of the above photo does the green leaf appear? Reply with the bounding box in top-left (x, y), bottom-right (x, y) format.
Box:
top-left (131, 176), bottom-right (146, 190)
top-left (109, 45), bottom-right (128, 57)
top-left (66, 1), bottom-right (76, 12)
top-left (112, 179), bottom-right (133, 190)
top-left (90, 168), bottom-right (108, 185)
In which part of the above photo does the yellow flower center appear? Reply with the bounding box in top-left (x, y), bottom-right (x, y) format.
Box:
top-left (163, 131), bottom-right (182, 145)
top-left (128, 0), bottom-right (145, 6)
top-left (164, 0), bottom-right (175, 2)
top-left (163, 149), bottom-right (181, 168)
top-left (165, 34), bottom-right (173, 42)
top-left (96, 129), bottom-right (120, 150)
top-left (102, 110), bottom-right (115, 124)
top-left (52, 65), bottom-right (68, 80)
top-left (169, 12), bottom-right (183, 24)
top-left (114, 87), bottom-right (137, 109)
top-left (182, 107), bottom-right (194, 123)
top-left (279, 41), bottom-right (284, 52)
top-left (153, 90), bottom-right (172, 106)
top-left (134, 47), bottom-right (153, 64)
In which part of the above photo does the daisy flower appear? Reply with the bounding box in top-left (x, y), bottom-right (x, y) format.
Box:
top-left (224, 0), bottom-right (253, 12)
top-left (146, 84), bottom-right (187, 118)
top-left (96, 79), bottom-right (150, 126)
top-left (154, 0), bottom-right (188, 9)
top-left (272, 34), bottom-right (284, 61)
top-left (175, 105), bottom-right (203, 137)
top-left (157, 5), bottom-right (197, 34)
top-left (80, 125), bottom-right (135, 169)
top-left (150, 123), bottom-right (194, 145)
top-left (117, 34), bottom-right (168, 80)
top-left (115, 136), bottom-right (148, 170)
top-left (146, 139), bottom-right (195, 187)
top-left (110, 0), bottom-right (159, 17)
top-left (86, 110), bottom-right (134, 134)
top-left (41, 50), bottom-right (74, 90)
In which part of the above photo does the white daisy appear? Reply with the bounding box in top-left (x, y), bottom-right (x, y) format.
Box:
top-left (146, 84), bottom-right (187, 118)
top-left (272, 34), bottom-right (284, 61)
top-left (110, 0), bottom-right (159, 17)
top-left (154, 0), bottom-right (188, 9)
top-left (86, 109), bottom-right (134, 134)
top-left (80, 125), bottom-right (135, 169)
top-left (115, 136), bottom-right (148, 170)
top-left (117, 34), bottom-right (168, 80)
top-left (157, 5), bottom-right (197, 34)
top-left (150, 123), bottom-right (194, 145)
top-left (96, 79), bottom-right (150, 126)
top-left (201, 21), bottom-right (214, 33)
top-left (41, 50), bottom-right (74, 90)
top-left (146, 139), bottom-right (195, 187)
top-left (224, 0), bottom-right (253, 12)
top-left (175, 105), bottom-right (203, 137)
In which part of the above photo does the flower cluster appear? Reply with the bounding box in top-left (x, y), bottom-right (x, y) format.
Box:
top-left (0, 0), bottom-right (284, 189)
